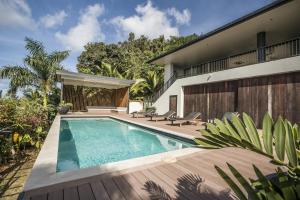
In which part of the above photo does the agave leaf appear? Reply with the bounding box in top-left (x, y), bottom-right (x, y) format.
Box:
top-left (215, 119), bottom-right (231, 136)
top-left (224, 118), bottom-right (241, 141)
top-left (284, 120), bottom-right (298, 168)
top-left (214, 165), bottom-right (248, 200)
top-left (231, 114), bottom-right (250, 143)
top-left (262, 113), bottom-right (274, 155)
top-left (274, 117), bottom-right (286, 162)
top-left (206, 123), bottom-right (220, 135)
top-left (227, 163), bottom-right (260, 200)
top-left (243, 113), bottom-right (262, 150)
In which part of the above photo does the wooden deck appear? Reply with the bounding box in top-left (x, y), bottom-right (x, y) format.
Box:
top-left (22, 147), bottom-right (278, 200)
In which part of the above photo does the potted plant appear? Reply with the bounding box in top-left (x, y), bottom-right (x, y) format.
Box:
top-left (58, 101), bottom-right (72, 115)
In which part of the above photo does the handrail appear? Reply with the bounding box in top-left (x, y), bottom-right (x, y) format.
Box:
top-left (150, 37), bottom-right (300, 103)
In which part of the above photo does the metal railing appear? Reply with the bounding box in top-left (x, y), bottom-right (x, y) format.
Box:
top-left (150, 37), bottom-right (300, 103)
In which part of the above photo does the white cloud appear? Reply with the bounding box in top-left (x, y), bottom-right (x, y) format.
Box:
top-left (111, 1), bottom-right (191, 40)
top-left (55, 4), bottom-right (105, 51)
top-left (0, 0), bottom-right (35, 29)
top-left (167, 8), bottom-right (191, 25)
top-left (40, 10), bottom-right (67, 28)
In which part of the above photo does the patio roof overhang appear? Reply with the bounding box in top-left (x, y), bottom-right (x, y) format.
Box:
top-left (56, 70), bottom-right (135, 89)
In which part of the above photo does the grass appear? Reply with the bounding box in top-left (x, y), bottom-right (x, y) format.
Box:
top-left (0, 150), bottom-right (38, 200)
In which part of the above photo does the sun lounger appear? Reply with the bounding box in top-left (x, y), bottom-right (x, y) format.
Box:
top-left (132, 109), bottom-right (155, 118)
top-left (150, 110), bottom-right (176, 122)
top-left (170, 112), bottom-right (201, 127)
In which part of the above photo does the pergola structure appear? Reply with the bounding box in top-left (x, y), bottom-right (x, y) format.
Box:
top-left (56, 70), bottom-right (135, 112)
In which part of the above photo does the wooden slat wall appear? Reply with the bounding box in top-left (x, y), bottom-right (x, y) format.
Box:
top-left (237, 77), bottom-right (268, 127)
top-left (183, 72), bottom-right (300, 126)
top-left (184, 81), bottom-right (235, 121)
top-left (63, 85), bottom-right (130, 111)
top-left (115, 88), bottom-right (129, 107)
top-left (271, 73), bottom-right (300, 123)
top-left (184, 84), bottom-right (208, 120)
top-left (208, 81), bottom-right (236, 120)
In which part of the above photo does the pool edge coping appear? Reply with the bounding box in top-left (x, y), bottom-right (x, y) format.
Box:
top-left (23, 114), bottom-right (202, 192)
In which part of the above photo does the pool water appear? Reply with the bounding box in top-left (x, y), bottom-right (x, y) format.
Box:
top-left (57, 118), bottom-right (192, 172)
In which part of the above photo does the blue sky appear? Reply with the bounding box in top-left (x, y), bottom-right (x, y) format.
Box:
top-left (0, 0), bottom-right (274, 93)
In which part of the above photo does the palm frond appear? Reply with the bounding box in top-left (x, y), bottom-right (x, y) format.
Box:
top-left (25, 37), bottom-right (46, 56)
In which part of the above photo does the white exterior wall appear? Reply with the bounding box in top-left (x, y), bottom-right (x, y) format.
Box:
top-left (128, 101), bottom-right (144, 113)
top-left (153, 56), bottom-right (300, 117)
top-left (164, 64), bottom-right (174, 83)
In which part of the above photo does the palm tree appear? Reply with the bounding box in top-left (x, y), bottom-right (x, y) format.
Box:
top-left (0, 37), bottom-right (69, 107)
top-left (130, 70), bottom-right (163, 98)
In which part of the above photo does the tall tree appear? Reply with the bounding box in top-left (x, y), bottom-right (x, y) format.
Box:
top-left (77, 33), bottom-right (198, 99)
top-left (0, 37), bottom-right (69, 107)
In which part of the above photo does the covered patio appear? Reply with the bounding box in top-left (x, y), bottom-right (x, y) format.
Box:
top-left (56, 70), bottom-right (135, 112)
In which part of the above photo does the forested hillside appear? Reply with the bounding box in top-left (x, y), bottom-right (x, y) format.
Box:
top-left (77, 33), bottom-right (198, 99)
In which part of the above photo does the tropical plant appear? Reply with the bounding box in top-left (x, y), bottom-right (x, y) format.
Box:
top-left (0, 37), bottom-right (69, 107)
top-left (130, 70), bottom-right (163, 98)
top-left (215, 164), bottom-right (300, 200)
top-left (77, 32), bottom-right (198, 99)
top-left (195, 113), bottom-right (300, 199)
top-left (195, 113), bottom-right (300, 174)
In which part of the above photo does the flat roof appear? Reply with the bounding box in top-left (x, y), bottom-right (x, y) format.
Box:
top-left (148, 0), bottom-right (291, 65)
top-left (56, 70), bottom-right (135, 89)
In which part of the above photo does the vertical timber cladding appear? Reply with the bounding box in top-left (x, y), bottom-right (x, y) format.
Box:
top-left (271, 72), bottom-right (300, 123)
top-left (183, 72), bottom-right (300, 126)
top-left (184, 81), bottom-right (236, 121)
top-left (237, 77), bottom-right (268, 127)
top-left (62, 85), bottom-right (130, 111)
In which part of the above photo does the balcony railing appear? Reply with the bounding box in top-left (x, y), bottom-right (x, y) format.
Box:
top-left (149, 37), bottom-right (300, 103)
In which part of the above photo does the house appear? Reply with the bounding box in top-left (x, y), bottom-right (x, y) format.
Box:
top-left (149, 0), bottom-right (300, 126)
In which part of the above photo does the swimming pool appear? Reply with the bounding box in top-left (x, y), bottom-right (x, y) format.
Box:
top-left (57, 117), bottom-right (193, 172)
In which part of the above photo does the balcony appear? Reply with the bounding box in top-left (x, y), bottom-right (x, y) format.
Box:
top-left (150, 37), bottom-right (300, 102)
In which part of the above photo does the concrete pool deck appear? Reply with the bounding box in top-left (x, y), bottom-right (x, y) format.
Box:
top-left (21, 113), bottom-right (279, 200)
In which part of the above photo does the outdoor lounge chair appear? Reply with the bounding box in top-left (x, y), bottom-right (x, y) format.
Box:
top-left (170, 112), bottom-right (201, 127)
top-left (150, 110), bottom-right (176, 122)
top-left (132, 109), bottom-right (155, 118)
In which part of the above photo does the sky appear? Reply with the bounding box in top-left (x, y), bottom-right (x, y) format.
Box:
top-left (0, 0), bottom-right (274, 93)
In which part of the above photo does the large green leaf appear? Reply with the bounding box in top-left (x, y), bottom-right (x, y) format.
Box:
top-left (276, 168), bottom-right (298, 200)
top-left (214, 119), bottom-right (231, 136)
top-left (227, 163), bottom-right (260, 200)
top-left (262, 113), bottom-right (274, 155)
top-left (274, 117), bottom-right (286, 162)
top-left (206, 123), bottom-right (220, 135)
top-left (243, 113), bottom-right (262, 150)
top-left (231, 114), bottom-right (250, 143)
top-left (194, 138), bottom-right (222, 149)
top-left (215, 165), bottom-right (248, 200)
top-left (285, 120), bottom-right (298, 168)
top-left (224, 118), bottom-right (241, 141)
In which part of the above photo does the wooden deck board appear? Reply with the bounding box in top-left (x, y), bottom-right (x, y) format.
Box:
top-left (90, 181), bottom-right (110, 200)
top-left (78, 183), bottom-right (95, 200)
top-left (102, 178), bottom-right (126, 200)
top-left (47, 189), bottom-right (63, 200)
top-left (113, 176), bottom-right (142, 200)
top-left (22, 147), bottom-right (279, 200)
top-left (64, 186), bottom-right (79, 200)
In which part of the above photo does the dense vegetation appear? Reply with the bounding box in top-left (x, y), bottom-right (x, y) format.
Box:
top-left (0, 38), bottom-right (68, 164)
top-left (77, 32), bottom-right (198, 99)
